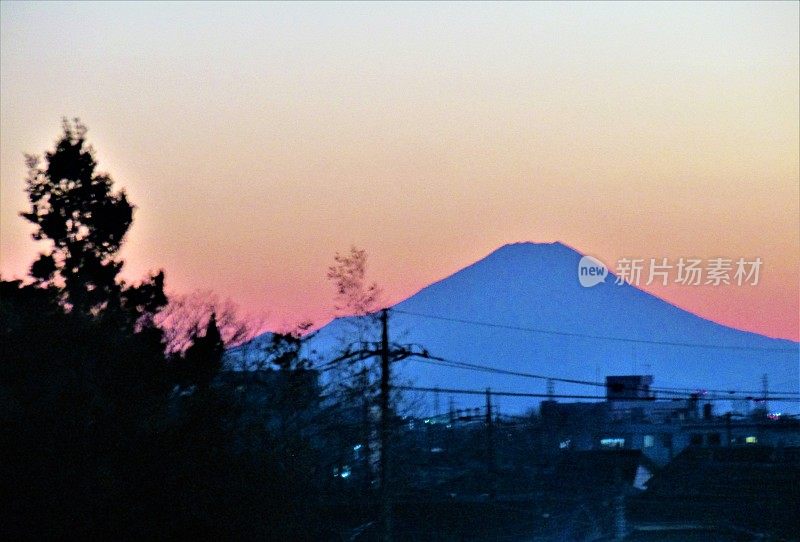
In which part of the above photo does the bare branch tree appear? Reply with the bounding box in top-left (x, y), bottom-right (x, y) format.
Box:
top-left (327, 246), bottom-right (382, 318)
top-left (155, 290), bottom-right (264, 355)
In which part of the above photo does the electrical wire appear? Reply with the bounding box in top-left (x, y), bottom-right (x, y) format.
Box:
top-left (393, 384), bottom-right (800, 403)
top-left (407, 354), bottom-right (800, 398)
top-left (391, 308), bottom-right (799, 353)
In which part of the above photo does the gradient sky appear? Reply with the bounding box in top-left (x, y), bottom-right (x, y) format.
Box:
top-left (1, 1), bottom-right (798, 339)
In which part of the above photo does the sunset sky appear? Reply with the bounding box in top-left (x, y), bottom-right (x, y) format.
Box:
top-left (1, 2), bottom-right (798, 340)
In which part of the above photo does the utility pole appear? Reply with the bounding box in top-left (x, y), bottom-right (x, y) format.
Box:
top-left (613, 492), bottom-right (627, 541)
top-left (449, 397), bottom-right (455, 424)
top-left (613, 454), bottom-right (626, 541)
top-left (360, 366), bottom-right (372, 494)
top-left (725, 412), bottom-right (732, 447)
top-left (762, 373), bottom-right (769, 413)
top-left (379, 308), bottom-right (392, 542)
top-left (446, 396), bottom-right (455, 459)
top-left (326, 307), bottom-right (427, 542)
top-left (485, 388), bottom-right (496, 501)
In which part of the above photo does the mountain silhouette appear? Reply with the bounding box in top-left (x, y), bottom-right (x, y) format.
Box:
top-left (241, 242), bottom-right (799, 413)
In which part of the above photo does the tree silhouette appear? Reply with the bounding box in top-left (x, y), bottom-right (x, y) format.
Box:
top-left (0, 120), bottom-right (172, 540)
top-left (182, 312), bottom-right (225, 387)
top-left (327, 245), bottom-right (382, 319)
top-left (156, 290), bottom-right (261, 355)
top-left (21, 118), bottom-right (133, 315)
top-left (2, 119), bottom-right (331, 540)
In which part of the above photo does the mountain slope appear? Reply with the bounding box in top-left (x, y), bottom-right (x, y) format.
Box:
top-left (252, 242), bottom-right (800, 413)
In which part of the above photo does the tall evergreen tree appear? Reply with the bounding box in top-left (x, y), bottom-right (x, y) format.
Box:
top-left (183, 312), bottom-right (225, 387)
top-left (2, 119), bottom-right (172, 539)
top-left (21, 118), bottom-right (133, 315)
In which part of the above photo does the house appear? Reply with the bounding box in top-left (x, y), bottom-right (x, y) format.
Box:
top-left (627, 445), bottom-right (800, 539)
top-left (540, 375), bottom-right (800, 467)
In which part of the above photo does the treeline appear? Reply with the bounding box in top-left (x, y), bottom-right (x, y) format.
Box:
top-left (0, 121), bottom-right (340, 540)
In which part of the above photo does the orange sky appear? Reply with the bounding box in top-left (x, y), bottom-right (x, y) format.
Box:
top-left (1, 2), bottom-right (798, 339)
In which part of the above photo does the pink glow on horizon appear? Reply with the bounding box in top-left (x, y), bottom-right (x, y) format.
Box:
top-left (1, 2), bottom-right (798, 341)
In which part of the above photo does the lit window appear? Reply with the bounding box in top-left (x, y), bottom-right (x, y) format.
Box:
top-left (745, 436), bottom-right (757, 444)
top-left (643, 435), bottom-right (654, 448)
top-left (333, 465), bottom-right (352, 479)
top-left (600, 438), bottom-right (625, 448)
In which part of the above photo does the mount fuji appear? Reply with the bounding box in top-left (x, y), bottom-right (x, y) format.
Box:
top-left (239, 242), bottom-right (799, 413)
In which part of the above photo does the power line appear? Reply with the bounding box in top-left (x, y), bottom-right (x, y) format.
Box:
top-left (398, 385), bottom-right (607, 400)
top-left (310, 309), bottom-right (798, 399)
top-left (408, 354), bottom-right (800, 397)
top-left (395, 384), bottom-right (800, 402)
top-left (412, 354), bottom-right (655, 392)
top-left (318, 349), bottom-right (799, 398)
top-left (314, 347), bottom-right (800, 404)
top-left (391, 308), bottom-right (799, 353)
